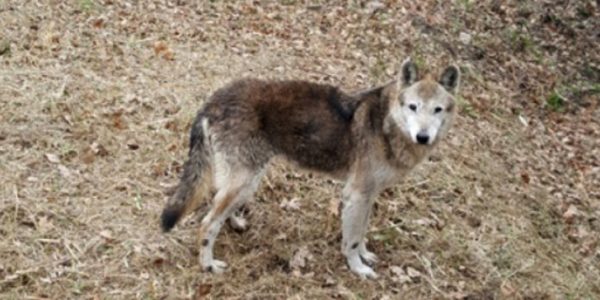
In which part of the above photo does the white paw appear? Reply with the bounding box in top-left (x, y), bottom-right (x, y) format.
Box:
top-left (202, 259), bottom-right (228, 274)
top-left (350, 263), bottom-right (379, 280)
top-left (359, 244), bottom-right (379, 265)
top-left (228, 214), bottom-right (248, 232)
top-left (347, 255), bottom-right (378, 279)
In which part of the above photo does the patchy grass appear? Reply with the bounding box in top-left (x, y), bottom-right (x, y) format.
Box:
top-left (546, 91), bottom-right (566, 112)
top-left (1, 0), bottom-right (599, 299)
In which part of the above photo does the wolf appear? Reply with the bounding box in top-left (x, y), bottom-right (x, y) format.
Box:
top-left (160, 58), bottom-right (460, 279)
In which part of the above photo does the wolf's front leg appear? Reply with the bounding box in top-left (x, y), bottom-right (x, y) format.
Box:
top-left (341, 182), bottom-right (378, 279)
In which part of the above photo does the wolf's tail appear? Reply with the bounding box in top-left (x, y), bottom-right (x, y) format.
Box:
top-left (161, 113), bottom-right (213, 232)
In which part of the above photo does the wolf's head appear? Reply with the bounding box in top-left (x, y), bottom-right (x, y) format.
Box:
top-left (386, 58), bottom-right (460, 146)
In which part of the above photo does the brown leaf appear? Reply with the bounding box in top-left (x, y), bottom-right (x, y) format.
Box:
top-left (152, 257), bottom-right (165, 267)
top-left (194, 283), bottom-right (212, 299)
top-left (467, 215), bottom-right (482, 228)
top-left (153, 41), bottom-right (175, 60)
top-left (162, 50), bottom-right (175, 61)
top-left (562, 204), bottom-right (579, 224)
top-left (520, 172), bottom-right (530, 184)
top-left (92, 18), bottom-right (104, 28)
top-left (81, 148), bottom-right (95, 164)
top-left (153, 41), bottom-right (168, 55)
top-left (112, 113), bottom-right (127, 130)
top-left (501, 280), bottom-right (517, 297)
top-left (165, 120), bottom-right (178, 132)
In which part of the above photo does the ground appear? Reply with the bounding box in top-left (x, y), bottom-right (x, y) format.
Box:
top-left (1, 0), bottom-right (599, 299)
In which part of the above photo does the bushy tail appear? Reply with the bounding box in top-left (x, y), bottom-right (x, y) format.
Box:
top-left (161, 114), bottom-right (212, 232)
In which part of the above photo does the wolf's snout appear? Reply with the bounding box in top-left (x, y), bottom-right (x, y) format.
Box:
top-left (416, 133), bottom-right (430, 145)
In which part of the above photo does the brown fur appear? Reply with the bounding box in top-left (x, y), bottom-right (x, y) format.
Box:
top-left (201, 79), bottom-right (360, 174)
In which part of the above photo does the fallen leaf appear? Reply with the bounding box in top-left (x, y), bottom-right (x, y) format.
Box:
top-left (99, 230), bottom-right (114, 242)
top-left (45, 153), bottom-right (60, 164)
top-left (153, 41), bottom-right (174, 60)
top-left (365, 1), bottom-right (385, 15)
top-left (81, 148), bottom-right (95, 164)
top-left (448, 292), bottom-right (469, 299)
top-left (459, 32), bottom-right (472, 44)
top-left (37, 216), bottom-right (54, 233)
top-left (290, 246), bottom-right (313, 276)
top-left (406, 267), bottom-right (421, 279)
top-left (467, 215), bottom-right (482, 228)
top-left (567, 225), bottom-right (589, 243)
top-left (152, 257), bottom-right (165, 267)
top-left (323, 276), bottom-right (336, 287)
top-left (57, 164), bottom-right (72, 178)
top-left (578, 236), bottom-right (598, 256)
top-left (92, 18), bottom-right (104, 28)
top-left (390, 266), bottom-right (412, 284)
top-left (521, 172), bottom-right (530, 184)
top-left (162, 50), bottom-right (175, 60)
top-left (112, 113), bottom-right (127, 130)
top-left (414, 218), bottom-right (436, 227)
top-left (501, 280), bottom-right (517, 297)
top-left (562, 204), bottom-right (579, 224)
top-left (153, 41), bottom-right (168, 55)
top-left (90, 142), bottom-right (109, 157)
top-left (194, 283), bottom-right (212, 299)
top-left (280, 197), bottom-right (301, 211)
top-left (328, 198), bottom-right (341, 216)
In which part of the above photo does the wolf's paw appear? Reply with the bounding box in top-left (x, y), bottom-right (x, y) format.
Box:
top-left (202, 259), bottom-right (228, 274)
top-left (348, 255), bottom-right (378, 279)
top-left (228, 214), bottom-right (248, 232)
top-left (350, 263), bottom-right (379, 280)
top-left (359, 247), bottom-right (379, 266)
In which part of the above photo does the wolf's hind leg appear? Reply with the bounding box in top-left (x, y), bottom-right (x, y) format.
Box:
top-left (198, 159), bottom-right (264, 273)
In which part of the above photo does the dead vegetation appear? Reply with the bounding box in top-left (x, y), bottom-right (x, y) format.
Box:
top-left (0, 0), bottom-right (598, 299)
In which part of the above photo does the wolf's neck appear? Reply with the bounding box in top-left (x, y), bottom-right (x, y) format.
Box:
top-left (382, 116), bottom-right (430, 171)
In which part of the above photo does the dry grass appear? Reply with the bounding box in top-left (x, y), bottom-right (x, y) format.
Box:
top-left (1, 0), bottom-right (599, 299)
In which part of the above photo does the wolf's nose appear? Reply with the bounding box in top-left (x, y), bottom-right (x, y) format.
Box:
top-left (416, 133), bottom-right (430, 144)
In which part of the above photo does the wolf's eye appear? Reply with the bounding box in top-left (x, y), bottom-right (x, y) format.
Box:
top-left (434, 107), bottom-right (443, 114)
top-left (408, 104), bottom-right (417, 111)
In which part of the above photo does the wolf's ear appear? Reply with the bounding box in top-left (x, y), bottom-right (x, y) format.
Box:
top-left (439, 65), bottom-right (460, 94)
top-left (398, 57), bottom-right (418, 87)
